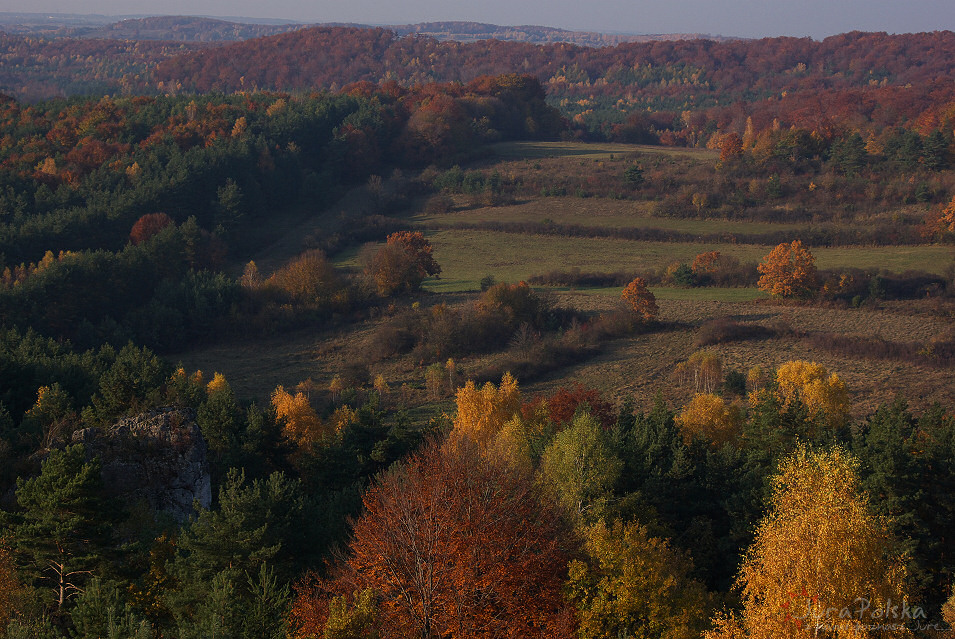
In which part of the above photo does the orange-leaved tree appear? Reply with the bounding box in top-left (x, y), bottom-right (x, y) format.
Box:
top-left (691, 250), bottom-right (724, 277)
top-left (271, 385), bottom-right (329, 448)
top-left (367, 231), bottom-right (441, 296)
top-left (265, 250), bottom-right (340, 304)
top-left (291, 436), bottom-right (577, 638)
top-left (544, 383), bottom-right (616, 429)
top-left (934, 194), bottom-right (955, 239)
top-left (621, 277), bottom-right (658, 322)
top-left (719, 132), bottom-right (744, 163)
top-left (690, 250), bottom-right (744, 286)
top-left (757, 240), bottom-right (817, 299)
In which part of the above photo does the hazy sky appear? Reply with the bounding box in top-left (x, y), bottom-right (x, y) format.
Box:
top-left (5, 0), bottom-right (955, 39)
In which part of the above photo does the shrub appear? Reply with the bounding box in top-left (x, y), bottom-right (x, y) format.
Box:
top-left (696, 317), bottom-right (774, 347)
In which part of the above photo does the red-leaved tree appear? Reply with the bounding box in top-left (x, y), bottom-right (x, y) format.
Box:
top-left (129, 212), bottom-right (174, 245)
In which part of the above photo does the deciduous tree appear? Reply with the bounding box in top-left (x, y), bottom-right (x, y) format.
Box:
top-left (539, 412), bottom-right (622, 526)
top-left (568, 519), bottom-right (711, 639)
top-left (674, 350), bottom-right (723, 394)
top-left (705, 446), bottom-right (908, 639)
top-left (774, 360), bottom-right (850, 428)
top-left (129, 213), bottom-right (174, 246)
top-left (327, 437), bottom-right (576, 638)
top-left (453, 372), bottom-right (521, 446)
top-left (544, 383), bottom-right (616, 429)
top-left (675, 393), bottom-right (742, 447)
top-left (620, 277), bottom-right (658, 322)
top-left (271, 385), bottom-right (328, 448)
top-left (757, 240), bottom-right (817, 299)
top-left (719, 132), bottom-right (744, 163)
top-left (934, 194), bottom-right (955, 239)
top-left (367, 231), bottom-right (441, 296)
top-left (265, 250), bottom-right (340, 304)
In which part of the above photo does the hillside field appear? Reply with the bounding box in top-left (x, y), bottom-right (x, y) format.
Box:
top-left (172, 141), bottom-right (955, 420)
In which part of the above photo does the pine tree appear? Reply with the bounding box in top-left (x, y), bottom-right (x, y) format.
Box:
top-left (5, 444), bottom-right (115, 611)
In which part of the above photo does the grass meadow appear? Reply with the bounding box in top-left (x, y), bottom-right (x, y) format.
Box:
top-left (490, 140), bottom-right (719, 160)
top-left (408, 229), bottom-right (952, 293)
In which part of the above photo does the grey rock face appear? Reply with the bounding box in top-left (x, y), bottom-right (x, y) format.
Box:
top-left (72, 407), bottom-right (211, 521)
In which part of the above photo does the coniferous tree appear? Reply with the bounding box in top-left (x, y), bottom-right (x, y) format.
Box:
top-left (3, 444), bottom-right (116, 612)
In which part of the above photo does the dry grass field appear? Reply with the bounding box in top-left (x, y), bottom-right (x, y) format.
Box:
top-left (171, 291), bottom-right (955, 421)
top-left (541, 293), bottom-right (955, 417)
top-left (415, 196), bottom-right (812, 233)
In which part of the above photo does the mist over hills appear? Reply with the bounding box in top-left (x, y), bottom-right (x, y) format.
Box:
top-left (0, 13), bottom-right (724, 45)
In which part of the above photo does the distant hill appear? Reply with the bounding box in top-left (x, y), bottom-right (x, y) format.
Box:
top-left (0, 13), bottom-right (305, 40)
top-left (3, 16), bottom-right (955, 147)
top-left (0, 32), bottom-right (207, 100)
top-left (0, 13), bottom-right (725, 46)
top-left (153, 25), bottom-right (955, 98)
top-left (150, 26), bottom-right (955, 142)
top-left (82, 16), bottom-right (307, 42)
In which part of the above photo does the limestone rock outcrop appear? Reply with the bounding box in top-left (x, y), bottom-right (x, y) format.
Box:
top-left (72, 406), bottom-right (211, 521)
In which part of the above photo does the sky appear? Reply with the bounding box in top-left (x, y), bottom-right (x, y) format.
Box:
top-left (4, 0), bottom-right (955, 39)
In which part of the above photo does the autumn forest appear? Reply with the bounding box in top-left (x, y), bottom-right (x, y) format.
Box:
top-left (0, 14), bottom-right (954, 639)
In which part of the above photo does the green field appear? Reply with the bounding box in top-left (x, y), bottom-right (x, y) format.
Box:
top-left (490, 140), bottom-right (719, 160)
top-left (651, 287), bottom-right (768, 301)
top-left (550, 285), bottom-right (767, 302)
top-left (407, 230), bottom-right (952, 293)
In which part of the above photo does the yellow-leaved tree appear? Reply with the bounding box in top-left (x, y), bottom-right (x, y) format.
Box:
top-left (775, 360), bottom-right (850, 428)
top-left (206, 371), bottom-right (230, 395)
top-left (21, 383), bottom-right (76, 448)
top-left (568, 519), bottom-right (712, 639)
top-left (452, 372), bottom-right (521, 447)
top-left (705, 446), bottom-right (909, 639)
top-left (674, 350), bottom-right (723, 394)
top-left (271, 385), bottom-right (328, 448)
top-left (675, 393), bottom-right (742, 446)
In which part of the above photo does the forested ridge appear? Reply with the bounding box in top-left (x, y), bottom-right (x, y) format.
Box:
top-left (5, 26), bottom-right (955, 141)
top-left (0, 18), bottom-right (953, 639)
top-left (151, 28), bottom-right (955, 142)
